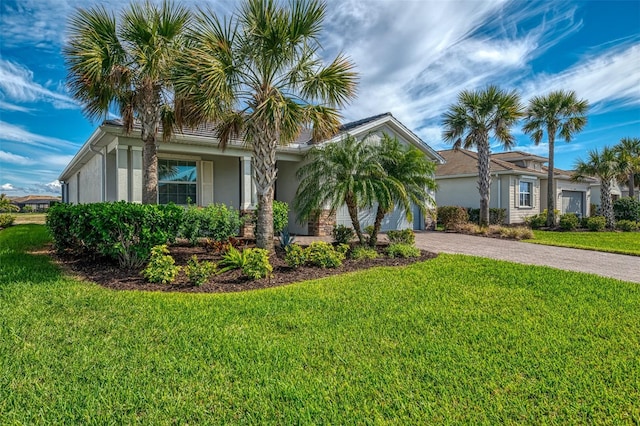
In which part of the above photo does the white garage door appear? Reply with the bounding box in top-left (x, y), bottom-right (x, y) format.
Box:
top-left (336, 203), bottom-right (415, 231)
top-left (562, 191), bottom-right (584, 216)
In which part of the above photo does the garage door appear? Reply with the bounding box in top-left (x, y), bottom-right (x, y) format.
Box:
top-left (562, 191), bottom-right (584, 216)
top-left (336, 203), bottom-right (414, 231)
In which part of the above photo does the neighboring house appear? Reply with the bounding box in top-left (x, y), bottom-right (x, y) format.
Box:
top-left (591, 180), bottom-right (639, 209)
top-left (10, 195), bottom-right (61, 211)
top-left (435, 149), bottom-right (595, 224)
top-left (59, 112), bottom-right (445, 236)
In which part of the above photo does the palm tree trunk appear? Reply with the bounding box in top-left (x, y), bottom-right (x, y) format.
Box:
top-left (140, 87), bottom-right (162, 205)
top-left (629, 172), bottom-right (635, 198)
top-left (477, 136), bottom-right (491, 227)
top-left (547, 132), bottom-right (556, 227)
top-left (253, 130), bottom-right (278, 251)
top-left (142, 137), bottom-right (158, 204)
top-left (345, 193), bottom-right (365, 245)
top-left (369, 205), bottom-right (386, 248)
top-left (601, 179), bottom-right (615, 229)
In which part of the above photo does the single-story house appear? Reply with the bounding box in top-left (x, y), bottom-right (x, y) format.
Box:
top-left (59, 112), bottom-right (445, 236)
top-left (10, 195), bottom-right (61, 211)
top-left (434, 149), bottom-right (595, 224)
top-left (591, 180), bottom-right (639, 208)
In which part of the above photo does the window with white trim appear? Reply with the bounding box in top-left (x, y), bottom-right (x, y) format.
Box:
top-left (158, 159), bottom-right (197, 205)
top-left (519, 180), bottom-right (532, 207)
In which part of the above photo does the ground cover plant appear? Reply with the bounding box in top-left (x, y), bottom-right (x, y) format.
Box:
top-left (2, 225), bottom-right (639, 424)
top-left (526, 230), bottom-right (640, 256)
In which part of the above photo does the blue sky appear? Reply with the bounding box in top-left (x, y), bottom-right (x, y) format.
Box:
top-left (1, 0), bottom-right (639, 197)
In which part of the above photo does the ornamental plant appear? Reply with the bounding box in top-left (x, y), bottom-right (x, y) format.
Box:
top-left (142, 245), bottom-right (181, 284)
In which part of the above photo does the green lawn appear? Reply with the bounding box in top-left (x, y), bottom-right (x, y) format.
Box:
top-left (2, 225), bottom-right (639, 424)
top-left (526, 230), bottom-right (640, 256)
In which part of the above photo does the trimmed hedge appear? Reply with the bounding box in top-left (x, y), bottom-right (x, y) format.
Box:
top-left (466, 208), bottom-right (506, 225)
top-left (437, 206), bottom-right (468, 231)
top-left (181, 203), bottom-right (241, 245)
top-left (613, 197), bottom-right (640, 222)
top-left (47, 202), bottom-right (183, 268)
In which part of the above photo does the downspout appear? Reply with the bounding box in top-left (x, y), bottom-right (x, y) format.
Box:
top-left (495, 173), bottom-right (501, 208)
top-left (89, 142), bottom-right (106, 202)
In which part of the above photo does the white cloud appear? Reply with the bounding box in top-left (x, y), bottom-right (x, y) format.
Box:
top-left (0, 59), bottom-right (78, 109)
top-left (0, 150), bottom-right (32, 166)
top-left (0, 121), bottom-right (77, 150)
top-left (0, 100), bottom-right (33, 113)
top-left (1, 183), bottom-right (17, 191)
top-left (521, 43), bottom-right (640, 112)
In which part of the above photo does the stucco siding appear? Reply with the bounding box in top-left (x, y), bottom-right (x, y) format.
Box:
top-left (436, 177), bottom-right (480, 208)
top-left (212, 156), bottom-right (240, 208)
top-left (275, 160), bottom-right (308, 235)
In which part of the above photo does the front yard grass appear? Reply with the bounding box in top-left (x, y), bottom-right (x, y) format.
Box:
top-left (526, 230), bottom-right (640, 256)
top-left (2, 225), bottom-right (639, 424)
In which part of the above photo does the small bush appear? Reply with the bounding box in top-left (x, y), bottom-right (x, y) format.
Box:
top-left (350, 246), bottom-right (378, 261)
top-left (456, 223), bottom-right (482, 234)
top-left (305, 241), bottom-right (345, 268)
top-left (613, 197), bottom-right (640, 222)
top-left (284, 244), bottom-right (306, 268)
top-left (142, 245), bottom-right (181, 284)
top-left (21, 205), bottom-right (34, 213)
top-left (242, 248), bottom-right (273, 280)
top-left (332, 225), bottom-right (355, 245)
top-left (199, 204), bottom-right (242, 242)
top-left (0, 213), bottom-right (16, 228)
top-left (500, 227), bottom-right (534, 240)
top-left (525, 213), bottom-right (546, 229)
top-left (559, 213), bottom-right (580, 231)
top-left (218, 245), bottom-right (247, 273)
top-left (386, 229), bottom-right (415, 245)
top-left (386, 243), bottom-right (420, 258)
top-left (616, 220), bottom-right (639, 232)
top-left (579, 216), bottom-right (590, 229)
top-left (184, 255), bottom-right (217, 286)
top-left (466, 208), bottom-right (506, 225)
top-left (586, 216), bottom-right (606, 232)
top-left (437, 206), bottom-right (469, 230)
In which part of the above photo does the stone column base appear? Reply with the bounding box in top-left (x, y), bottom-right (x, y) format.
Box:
top-left (308, 209), bottom-right (336, 237)
top-left (239, 209), bottom-right (256, 238)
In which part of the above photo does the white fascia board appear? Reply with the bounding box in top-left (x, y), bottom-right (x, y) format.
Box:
top-left (435, 171), bottom-right (517, 180)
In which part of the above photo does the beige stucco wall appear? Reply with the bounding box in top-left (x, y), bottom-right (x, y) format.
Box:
top-left (211, 156), bottom-right (240, 208)
top-left (69, 153), bottom-right (103, 204)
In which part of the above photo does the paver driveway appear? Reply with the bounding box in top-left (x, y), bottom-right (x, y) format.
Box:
top-left (415, 231), bottom-right (640, 283)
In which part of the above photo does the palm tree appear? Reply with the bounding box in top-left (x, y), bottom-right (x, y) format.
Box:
top-left (294, 135), bottom-right (384, 245)
top-left (522, 90), bottom-right (589, 227)
top-left (572, 147), bottom-right (621, 229)
top-left (65, 1), bottom-right (191, 204)
top-left (442, 85), bottom-right (523, 226)
top-left (368, 134), bottom-right (437, 247)
top-left (614, 137), bottom-right (640, 198)
top-left (174, 0), bottom-right (357, 251)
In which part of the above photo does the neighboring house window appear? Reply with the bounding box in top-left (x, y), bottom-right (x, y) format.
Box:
top-left (158, 159), bottom-right (197, 205)
top-left (519, 180), bottom-right (532, 207)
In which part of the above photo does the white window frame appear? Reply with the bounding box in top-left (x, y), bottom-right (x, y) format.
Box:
top-left (519, 180), bottom-right (533, 208)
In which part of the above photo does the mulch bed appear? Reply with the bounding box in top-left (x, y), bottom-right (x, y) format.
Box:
top-left (53, 241), bottom-right (437, 294)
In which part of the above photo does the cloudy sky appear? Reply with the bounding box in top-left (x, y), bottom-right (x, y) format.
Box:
top-left (1, 0), bottom-right (639, 197)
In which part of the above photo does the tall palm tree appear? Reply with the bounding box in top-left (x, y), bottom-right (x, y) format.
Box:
top-left (368, 134), bottom-right (437, 247)
top-left (572, 147), bottom-right (621, 229)
top-left (65, 1), bottom-right (191, 204)
top-left (294, 135), bottom-right (384, 245)
top-left (614, 137), bottom-right (640, 198)
top-left (175, 0), bottom-right (357, 251)
top-left (442, 85), bottom-right (523, 226)
top-left (522, 90), bottom-right (589, 227)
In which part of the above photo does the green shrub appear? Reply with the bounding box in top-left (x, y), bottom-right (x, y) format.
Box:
top-left (218, 246), bottom-right (247, 273)
top-left (386, 243), bottom-right (420, 258)
top-left (181, 205), bottom-right (203, 245)
top-left (242, 248), bottom-right (273, 279)
top-left (199, 204), bottom-right (242, 242)
top-left (284, 244), bottom-right (306, 268)
top-left (466, 208), bottom-right (506, 225)
top-left (386, 229), bottom-right (415, 245)
top-left (616, 220), bottom-right (639, 232)
top-left (0, 213), bottom-right (16, 228)
top-left (613, 197), bottom-right (640, 222)
top-left (586, 216), bottom-right (606, 232)
top-left (305, 241), bottom-right (345, 268)
top-left (142, 245), bottom-right (181, 284)
top-left (332, 224), bottom-right (355, 245)
top-left (184, 255), bottom-right (217, 286)
top-left (437, 206), bottom-right (468, 230)
top-left (350, 246), bottom-right (378, 261)
top-left (21, 205), bottom-right (34, 213)
top-left (46, 202), bottom-right (183, 268)
top-left (525, 213), bottom-right (546, 229)
top-left (580, 216), bottom-right (590, 229)
top-left (559, 213), bottom-right (580, 231)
